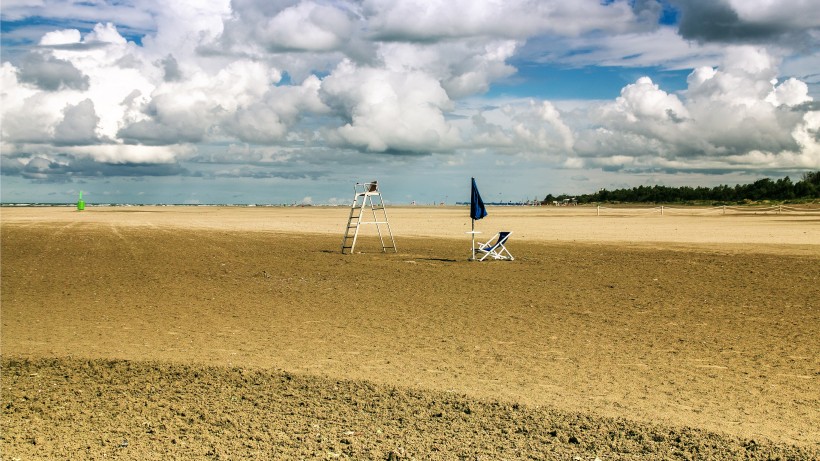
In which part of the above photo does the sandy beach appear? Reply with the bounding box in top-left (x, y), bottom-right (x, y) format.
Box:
top-left (2, 206), bottom-right (818, 459)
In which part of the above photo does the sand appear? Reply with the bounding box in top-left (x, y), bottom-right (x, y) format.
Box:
top-left (2, 206), bottom-right (818, 459)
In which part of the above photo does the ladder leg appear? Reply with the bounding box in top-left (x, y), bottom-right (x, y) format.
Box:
top-left (341, 203), bottom-right (354, 251)
top-left (368, 195), bottom-right (388, 252)
top-left (350, 200), bottom-right (363, 254)
top-left (378, 194), bottom-right (397, 252)
top-left (341, 201), bottom-right (354, 252)
top-left (341, 195), bottom-right (364, 253)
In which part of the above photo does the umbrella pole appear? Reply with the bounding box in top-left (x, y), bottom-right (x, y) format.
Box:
top-left (471, 219), bottom-right (475, 260)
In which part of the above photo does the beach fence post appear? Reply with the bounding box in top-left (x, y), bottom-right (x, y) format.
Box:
top-left (597, 205), bottom-right (600, 216)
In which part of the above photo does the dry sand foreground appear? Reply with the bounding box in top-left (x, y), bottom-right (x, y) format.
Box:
top-left (2, 206), bottom-right (819, 460)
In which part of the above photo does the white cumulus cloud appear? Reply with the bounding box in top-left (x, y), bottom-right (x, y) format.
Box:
top-left (320, 60), bottom-right (459, 153)
top-left (1, 0), bottom-right (817, 189)
top-left (570, 46), bottom-right (817, 171)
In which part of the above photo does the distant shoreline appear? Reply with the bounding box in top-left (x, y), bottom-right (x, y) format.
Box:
top-left (3, 202), bottom-right (820, 208)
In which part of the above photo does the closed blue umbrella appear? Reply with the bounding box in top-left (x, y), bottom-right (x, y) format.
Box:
top-left (470, 177), bottom-right (488, 220)
top-left (470, 177), bottom-right (488, 259)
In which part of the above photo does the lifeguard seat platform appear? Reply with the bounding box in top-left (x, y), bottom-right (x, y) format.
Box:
top-left (340, 181), bottom-right (397, 254)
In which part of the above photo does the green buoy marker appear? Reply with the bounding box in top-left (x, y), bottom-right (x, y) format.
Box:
top-left (77, 191), bottom-right (85, 211)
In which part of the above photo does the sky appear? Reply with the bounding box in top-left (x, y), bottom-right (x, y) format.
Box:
top-left (1, 0), bottom-right (818, 205)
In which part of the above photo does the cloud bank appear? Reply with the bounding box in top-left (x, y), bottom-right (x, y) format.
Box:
top-left (1, 0), bottom-right (818, 186)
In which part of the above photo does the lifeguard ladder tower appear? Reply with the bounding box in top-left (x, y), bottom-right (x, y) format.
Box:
top-left (341, 181), bottom-right (397, 254)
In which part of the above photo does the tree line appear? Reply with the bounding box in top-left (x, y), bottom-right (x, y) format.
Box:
top-left (544, 171), bottom-right (820, 205)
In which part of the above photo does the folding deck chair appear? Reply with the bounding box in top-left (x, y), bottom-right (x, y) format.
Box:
top-left (475, 231), bottom-right (514, 261)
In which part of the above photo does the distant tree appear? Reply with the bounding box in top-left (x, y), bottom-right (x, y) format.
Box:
top-left (543, 171), bottom-right (819, 204)
top-left (773, 177), bottom-right (794, 200)
top-left (802, 171), bottom-right (820, 187)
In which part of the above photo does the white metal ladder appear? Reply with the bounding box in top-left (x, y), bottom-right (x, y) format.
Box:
top-left (341, 181), bottom-right (397, 254)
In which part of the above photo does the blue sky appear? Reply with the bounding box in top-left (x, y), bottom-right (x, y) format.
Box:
top-left (487, 64), bottom-right (692, 100)
top-left (1, 0), bottom-right (818, 205)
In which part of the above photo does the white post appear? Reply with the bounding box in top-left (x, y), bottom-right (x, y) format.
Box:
top-left (471, 219), bottom-right (475, 260)
top-left (597, 205), bottom-right (600, 216)
top-left (661, 205), bottom-right (664, 216)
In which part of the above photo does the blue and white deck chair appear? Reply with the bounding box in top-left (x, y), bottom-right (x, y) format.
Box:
top-left (476, 231), bottom-right (514, 261)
